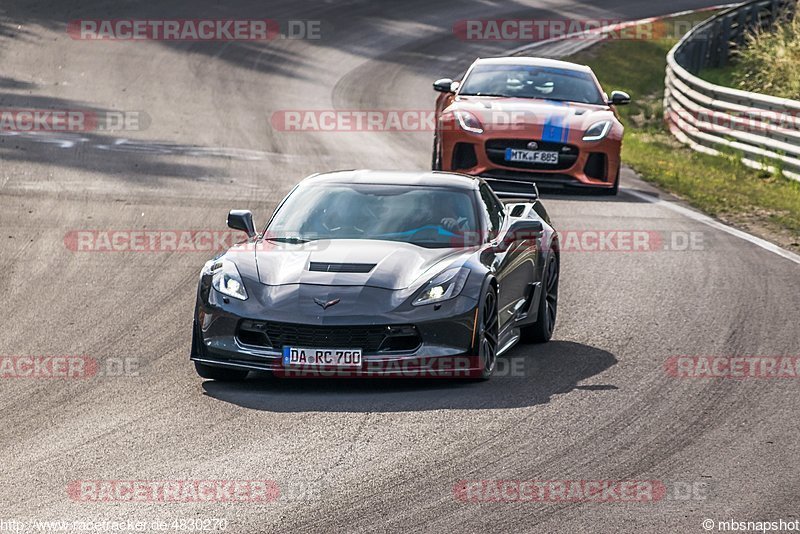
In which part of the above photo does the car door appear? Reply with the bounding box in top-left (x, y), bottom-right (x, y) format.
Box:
top-left (478, 184), bottom-right (535, 330)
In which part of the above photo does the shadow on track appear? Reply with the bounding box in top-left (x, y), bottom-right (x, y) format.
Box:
top-left (201, 340), bottom-right (617, 412)
top-left (538, 188), bottom-right (652, 203)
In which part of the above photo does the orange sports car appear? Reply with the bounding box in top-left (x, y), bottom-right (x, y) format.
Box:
top-left (432, 57), bottom-right (629, 194)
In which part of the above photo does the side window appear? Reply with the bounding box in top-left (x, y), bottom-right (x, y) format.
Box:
top-left (479, 183), bottom-right (505, 240)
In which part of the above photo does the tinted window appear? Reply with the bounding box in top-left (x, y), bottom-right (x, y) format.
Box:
top-left (267, 184), bottom-right (478, 248)
top-left (479, 183), bottom-right (505, 240)
top-left (459, 64), bottom-right (604, 105)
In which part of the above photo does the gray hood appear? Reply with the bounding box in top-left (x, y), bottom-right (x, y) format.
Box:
top-left (255, 239), bottom-right (469, 290)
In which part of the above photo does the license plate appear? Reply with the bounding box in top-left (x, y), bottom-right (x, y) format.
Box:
top-left (282, 347), bottom-right (362, 368)
top-left (505, 148), bottom-right (559, 164)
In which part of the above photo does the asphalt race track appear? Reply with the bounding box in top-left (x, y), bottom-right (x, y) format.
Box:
top-left (1, 1), bottom-right (798, 532)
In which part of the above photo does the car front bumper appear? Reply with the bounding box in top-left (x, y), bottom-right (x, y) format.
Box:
top-left (439, 130), bottom-right (621, 189)
top-left (191, 283), bottom-right (485, 378)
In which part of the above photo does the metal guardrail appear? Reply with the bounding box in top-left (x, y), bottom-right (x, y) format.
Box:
top-left (664, 0), bottom-right (800, 181)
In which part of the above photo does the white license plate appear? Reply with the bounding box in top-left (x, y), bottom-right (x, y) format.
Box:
top-left (282, 347), bottom-right (362, 368)
top-left (505, 148), bottom-right (559, 164)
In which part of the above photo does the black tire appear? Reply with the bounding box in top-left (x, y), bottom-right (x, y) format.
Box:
top-left (476, 285), bottom-right (500, 380)
top-left (522, 253), bottom-right (559, 343)
top-left (194, 361), bottom-right (248, 381)
top-left (596, 170), bottom-right (619, 196)
top-left (431, 133), bottom-right (442, 171)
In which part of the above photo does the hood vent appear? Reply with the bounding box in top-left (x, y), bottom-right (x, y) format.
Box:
top-left (308, 262), bottom-right (376, 273)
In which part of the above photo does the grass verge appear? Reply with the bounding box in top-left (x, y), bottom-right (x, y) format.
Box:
top-left (565, 14), bottom-right (800, 251)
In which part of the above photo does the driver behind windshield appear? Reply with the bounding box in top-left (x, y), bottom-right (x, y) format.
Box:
top-left (458, 65), bottom-right (604, 104)
top-left (438, 194), bottom-right (472, 233)
top-left (272, 184), bottom-right (477, 247)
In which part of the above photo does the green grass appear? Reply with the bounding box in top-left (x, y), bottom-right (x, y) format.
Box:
top-left (698, 15), bottom-right (800, 98)
top-left (565, 14), bottom-right (800, 247)
top-left (732, 15), bottom-right (800, 99)
top-left (697, 65), bottom-right (736, 87)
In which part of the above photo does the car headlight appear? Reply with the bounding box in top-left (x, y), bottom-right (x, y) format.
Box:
top-left (209, 258), bottom-right (248, 301)
top-left (453, 110), bottom-right (484, 134)
top-left (413, 267), bottom-right (470, 306)
top-left (582, 120), bottom-right (612, 141)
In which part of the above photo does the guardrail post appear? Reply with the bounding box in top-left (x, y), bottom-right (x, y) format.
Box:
top-left (708, 22), bottom-right (717, 68)
top-left (690, 40), bottom-right (702, 73)
top-left (720, 16), bottom-right (732, 66)
top-left (697, 37), bottom-right (709, 72)
top-left (736, 8), bottom-right (748, 46)
top-left (770, 0), bottom-right (780, 24)
top-left (749, 3), bottom-right (757, 30)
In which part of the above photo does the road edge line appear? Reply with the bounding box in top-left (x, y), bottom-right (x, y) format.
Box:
top-left (623, 188), bottom-right (800, 266)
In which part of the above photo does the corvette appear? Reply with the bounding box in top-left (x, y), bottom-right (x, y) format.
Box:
top-left (190, 170), bottom-right (560, 381)
top-left (432, 56), bottom-right (630, 194)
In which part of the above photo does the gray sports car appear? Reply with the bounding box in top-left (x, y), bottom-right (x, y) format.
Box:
top-left (190, 170), bottom-right (559, 380)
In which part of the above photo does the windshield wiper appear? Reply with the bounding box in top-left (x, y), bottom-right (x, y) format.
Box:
top-left (462, 94), bottom-right (597, 104)
top-left (263, 236), bottom-right (311, 244)
top-left (458, 92), bottom-right (508, 97)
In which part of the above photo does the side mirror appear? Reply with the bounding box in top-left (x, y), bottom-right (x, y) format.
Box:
top-left (496, 219), bottom-right (543, 252)
top-left (608, 90), bottom-right (630, 106)
top-left (227, 209), bottom-right (256, 238)
top-left (433, 78), bottom-right (455, 93)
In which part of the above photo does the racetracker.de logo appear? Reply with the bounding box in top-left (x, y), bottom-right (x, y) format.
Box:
top-left (67, 19), bottom-right (280, 41)
top-left (0, 356), bottom-right (138, 379)
top-left (0, 356), bottom-right (91, 379)
top-left (68, 480), bottom-right (280, 502)
top-left (272, 110), bottom-right (437, 132)
top-left (64, 230), bottom-right (248, 253)
top-left (447, 230), bottom-right (704, 252)
top-left (666, 107), bottom-right (800, 135)
top-left (0, 110), bottom-right (147, 132)
top-left (453, 19), bottom-right (698, 41)
top-left (665, 356), bottom-right (800, 379)
top-left (271, 109), bottom-right (567, 132)
top-left (277, 356), bottom-right (486, 379)
top-left (63, 230), bottom-right (335, 253)
top-left (453, 480), bottom-right (667, 502)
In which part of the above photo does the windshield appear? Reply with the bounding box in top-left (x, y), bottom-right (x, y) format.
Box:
top-left (266, 183), bottom-right (479, 248)
top-left (459, 64), bottom-right (605, 105)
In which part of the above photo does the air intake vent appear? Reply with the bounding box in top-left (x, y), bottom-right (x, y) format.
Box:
top-left (309, 262), bottom-right (376, 273)
top-left (452, 142), bottom-right (478, 170)
top-left (583, 152), bottom-right (607, 180)
top-left (236, 320), bottom-right (421, 353)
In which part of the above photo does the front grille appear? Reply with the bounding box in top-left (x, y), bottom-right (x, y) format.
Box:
top-left (236, 320), bottom-right (422, 353)
top-left (309, 262), bottom-right (376, 273)
top-left (485, 139), bottom-right (578, 170)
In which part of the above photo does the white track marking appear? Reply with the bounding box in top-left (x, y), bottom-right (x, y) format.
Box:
top-left (624, 188), bottom-right (800, 266)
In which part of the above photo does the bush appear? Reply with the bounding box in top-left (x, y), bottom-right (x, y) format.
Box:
top-left (732, 14), bottom-right (800, 99)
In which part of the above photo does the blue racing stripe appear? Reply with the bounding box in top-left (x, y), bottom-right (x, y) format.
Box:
top-left (541, 100), bottom-right (570, 143)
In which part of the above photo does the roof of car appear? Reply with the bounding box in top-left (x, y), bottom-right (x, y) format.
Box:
top-left (472, 56), bottom-right (593, 73)
top-left (301, 170), bottom-right (481, 190)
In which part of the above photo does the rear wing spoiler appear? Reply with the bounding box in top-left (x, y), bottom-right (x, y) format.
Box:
top-left (483, 177), bottom-right (539, 202)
